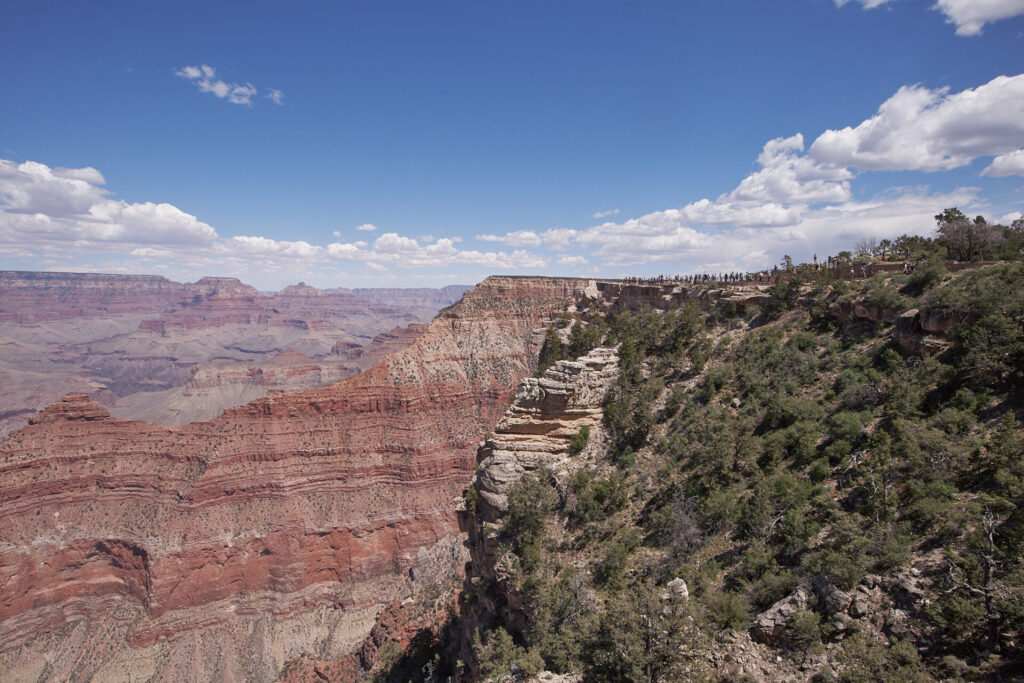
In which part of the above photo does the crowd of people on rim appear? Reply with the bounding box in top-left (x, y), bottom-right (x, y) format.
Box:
top-left (620, 254), bottom-right (918, 286)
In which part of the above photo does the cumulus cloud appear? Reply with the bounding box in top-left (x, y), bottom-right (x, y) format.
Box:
top-left (571, 188), bottom-right (978, 271)
top-left (835, 0), bottom-right (1024, 35)
top-left (0, 159), bottom-right (216, 248)
top-left (650, 133), bottom-right (850, 232)
top-left (327, 232), bottom-right (548, 269)
top-left (593, 208), bottom-right (619, 219)
top-left (476, 228), bottom-right (580, 250)
top-left (176, 64), bottom-right (260, 106)
top-left (729, 134), bottom-right (852, 204)
top-left (476, 230), bottom-right (543, 247)
top-left (810, 74), bottom-right (1024, 171)
top-left (934, 0), bottom-right (1024, 36)
top-left (266, 89), bottom-right (284, 105)
top-left (52, 166), bottom-right (106, 185)
top-left (226, 235), bottom-right (323, 258)
top-left (557, 255), bottom-right (589, 266)
top-left (982, 148), bottom-right (1024, 177)
top-left (355, 223), bottom-right (378, 231)
top-left (539, 229), bottom-right (579, 250)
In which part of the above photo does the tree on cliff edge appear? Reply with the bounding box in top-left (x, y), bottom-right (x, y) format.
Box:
top-left (936, 208), bottom-right (1002, 261)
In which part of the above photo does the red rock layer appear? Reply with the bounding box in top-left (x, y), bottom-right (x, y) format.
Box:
top-left (0, 276), bottom-right (591, 677)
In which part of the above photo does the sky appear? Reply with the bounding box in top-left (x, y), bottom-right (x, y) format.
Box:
top-left (2, 0), bottom-right (1024, 290)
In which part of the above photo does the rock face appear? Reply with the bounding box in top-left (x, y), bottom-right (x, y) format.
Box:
top-left (893, 306), bottom-right (971, 355)
top-left (456, 346), bottom-right (619, 669)
top-left (111, 325), bottom-right (431, 426)
top-left (0, 276), bottom-right (588, 681)
top-left (0, 272), bottom-right (469, 435)
top-left (472, 347), bottom-right (620, 521)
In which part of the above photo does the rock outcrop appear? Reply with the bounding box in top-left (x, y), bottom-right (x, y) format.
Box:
top-left (455, 346), bottom-right (619, 671)
top-left (0, 276), bottom-right (588, 681)
top-left (471, 347), bottom-right (620, 521)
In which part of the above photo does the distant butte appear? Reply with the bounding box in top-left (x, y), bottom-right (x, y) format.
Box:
top-left (0, 271), bottom-right (471, 435)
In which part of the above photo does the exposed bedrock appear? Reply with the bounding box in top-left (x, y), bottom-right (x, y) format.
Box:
top-left (456, 347), bottom-right (619, 667)
top-left (0, 276), bottom-right (590, 680)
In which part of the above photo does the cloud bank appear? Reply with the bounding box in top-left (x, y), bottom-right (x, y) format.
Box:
top-left (4, 73), bottom-right (1021, 286)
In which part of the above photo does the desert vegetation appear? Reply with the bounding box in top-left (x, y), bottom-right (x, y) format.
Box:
top-left (403, 211), bottom-right (1024, 682)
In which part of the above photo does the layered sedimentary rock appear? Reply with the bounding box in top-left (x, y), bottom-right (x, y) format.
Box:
top-left (0, 276), bottom-right (587, 681)
top-left (0, 272), bottom-right (469, 435)
top-left (456, 347), bottom-right (619, 662)
top-left (111, 325), bottom-right (430, 426)
top-left (471, 347), bottom-right (620, 521)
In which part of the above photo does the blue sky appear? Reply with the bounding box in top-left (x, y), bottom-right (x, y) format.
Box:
top-left (2, 0), bottom-right (1023, 289)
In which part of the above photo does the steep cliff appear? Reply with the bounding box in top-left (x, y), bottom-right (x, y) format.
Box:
top-left (0, 276), bottom-right (589, 681)
top-left (458, 347), bottom-right (619, 662)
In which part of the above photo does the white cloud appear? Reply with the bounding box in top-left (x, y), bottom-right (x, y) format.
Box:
top-left (177, 65), bottom-right (202, 79)
top-left (982, 148), bottom-right (1024, 177)
top-left (332, 229), bottom-right (342, 238)
top-left (728, 134), bottom-right (852, 204)
top-left (1000, 210), bottom-right (1023, 224)
top-left (678, 198), bottom-right (802, 227)
top-left (475, 230), bottom-right (542, 247)
top-left (810, 74), bottom-right (1024, 172)
top-left (226, 235), bottom-right (323, 258)
top-left (651, 133), bottom-right (850, 231)
top-left (176, 64), bottom-right (259, 106)
top-left (327, 232), bottom-right (548, 269)
top-left (593, 208), bottom-right (619, 219)
top-left (355, 223), bottom-right (378, 231)
top-left (557, 255), bottom-right (588, 266)
top-left (835, 0), bottom-right (1024, 35)
top-left (267, 89), bottom-right (284, 105)
top-left (475, 228), bottom-right (579, 250)
top-left (539, 229), bottom-right (578, 250)
top-left (576, 209), bottom-right (714, 265)
top-left (934, 0), bottom-right (1024, 36)
top-left (52, 166), bottom-right (106, 185)
top-left (572, 187), bottom-right (978, 271)
top-left (0, 159), bottom-right (216, 248)
top-left (834, 0), bottom-right (894, 10)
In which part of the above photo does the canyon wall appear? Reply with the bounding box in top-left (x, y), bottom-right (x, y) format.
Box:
top-left (0, 272), bottom-right (469, 435)
top-left (0, 276), bottom-right (589, 681)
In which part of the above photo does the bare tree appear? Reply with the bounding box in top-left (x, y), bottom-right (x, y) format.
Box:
top-left (946, 507), bottom-right (1010, 653)
top-left (935, 208), bottom-right (1003, 261)
top-left (854, 236), bottom-right (878, 258)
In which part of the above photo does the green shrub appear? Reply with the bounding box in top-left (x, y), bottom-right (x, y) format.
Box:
top-left (706, 591), bottom-right (751, 630)
top-left (504, 472), bottom-right (557, 570)
top-left (594, 542), bottom-right (629, 590)
top-left (568, 425), bottom-right (590, 456)
top-left (476, 627), bottom-right (544, 682)
top-left (828, 410), bottom-right (867, 444)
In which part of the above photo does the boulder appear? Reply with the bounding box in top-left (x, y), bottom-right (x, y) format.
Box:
top-left (751, 587), bottom-right (810, 644)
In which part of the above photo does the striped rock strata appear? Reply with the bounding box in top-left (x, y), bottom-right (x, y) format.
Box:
top-left (456, 347), bottom-right (619, 662)
top-left (0, 276), bottom-right (590, 681)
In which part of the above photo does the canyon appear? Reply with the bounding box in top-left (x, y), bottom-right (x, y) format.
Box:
top-left (1, 267), bottom-right (999, 681)
top-left (0, 272), bottom-right (469, 436)
top-left (0, 275), bottom-right (594, 681)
